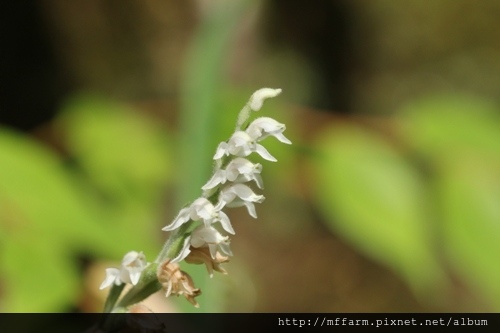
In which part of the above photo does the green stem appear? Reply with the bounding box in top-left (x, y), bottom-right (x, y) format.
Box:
top-left (235, 104), bottom-right (252, 131)
top-left (103, 283), bottom-right (125, 313)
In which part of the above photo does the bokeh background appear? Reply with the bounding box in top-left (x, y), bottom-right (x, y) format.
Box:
top-left (1, 0), bottom-right (499, 313)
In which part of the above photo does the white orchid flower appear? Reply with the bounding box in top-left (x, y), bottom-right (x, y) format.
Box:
top-left (162, 197), bottom-right (235, 234)
top-left (202, 157), bottom-right (263, 190)
top-left (99, 251), bottom-right (148, 289)
top-left (246, 117), bottom-right (292, 144)
top-left (217, 183), bottom-right (265, 218)
top-left (213, 131), bottom-right (277, 162)
top-left (190, 225), bottom-right (233, 259)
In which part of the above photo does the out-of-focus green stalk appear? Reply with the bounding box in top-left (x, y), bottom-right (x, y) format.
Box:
top-left (178, 0), bottom-right (253, 207)
top-left (173, 0), bottom-right (254, 313)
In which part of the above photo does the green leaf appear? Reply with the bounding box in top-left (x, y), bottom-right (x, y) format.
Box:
top-left (437, 157), bottom-right (500, 310)
top-left (400, 95), bottom-right (500, 163)
top-left (312, 125), bottom-right (445, 297)
top-left (399, 94), bottom-right (500, 309)
top-left (0, 234), bottom-right (79, 312)
top-left (0, 127), bottom-right (109, 311)
top-left (58, 93), bottom-right (172, 205)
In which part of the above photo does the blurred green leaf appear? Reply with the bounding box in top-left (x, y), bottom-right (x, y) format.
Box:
top-left (312, 125), bottom-right (445, 297)
top-left (0, 127), bottom-right (109, 311)
top-left (58, 93), bottom-right (172, 205)
top-left (400, 95), bottom-right (500, 163)
top-left (400, 95), bottom-right (500, 309)
top-left (57, 93), bottom-right (175, 259)
top-left (437, 159), bottom-right (500, 310)
top-left (1, 233), bottom-right (79, 312)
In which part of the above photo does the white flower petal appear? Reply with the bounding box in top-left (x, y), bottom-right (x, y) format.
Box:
top-left (274, 132), bottom-right (292, 144)
top-left (255, 144), bottom-right (277, 161)
top-left (193, 199), bottom-right (216, 221)
top-left (191, 226), bottom-right (230, 255)
top-left (171, 236), bottom-right (192, 263)
top-left (99, 268), bottom-right (120, 290)
top-left (253, 174), bottom-right (264, 189)
top-left (221, 242), bottom-right (233, 256)
top-left (122, 251), bottom-right (143, 266)
top-left (208, 243), bottom-right (218, 259)
top-left (129, 271), bottom-right (142, 285)
top-left (244, 201), bottom-right (258, 218)
top-left (191, 226), bottom-right (226, 246)
top-left (213, 142), bottom-right (228, 160)
top-left (202, 170), bottom-right (226, 190)
top-left (217, 210), bottom-right (235, 234)
top-left (162, 207), bottom-right (191, 231)
top-left (230, 183), bottom-right (263, 202)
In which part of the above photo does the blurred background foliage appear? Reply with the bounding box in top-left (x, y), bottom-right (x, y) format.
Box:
top-left (0, 0), bottom-right (499, 312)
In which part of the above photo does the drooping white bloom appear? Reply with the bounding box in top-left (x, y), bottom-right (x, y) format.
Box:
top-left (217, 183), bottom-right (265, 218)
top-left (202, 157), bottom-right (263, 190)
top-left (190, 225), bottom-right (233, 258)
top-left (99, 251), bottom-right (148, 289)
top-left (162, 197), bottom-right (235, 234)
top-left (246, 117), bottom-right (292, 144)
top-left (213, 131), bottom-right (277, 162)
top-left (248, 88), bottom-right (282, 111)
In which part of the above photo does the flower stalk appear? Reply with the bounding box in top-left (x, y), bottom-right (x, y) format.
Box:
top-left (100, 88), bottom-right (290, 312)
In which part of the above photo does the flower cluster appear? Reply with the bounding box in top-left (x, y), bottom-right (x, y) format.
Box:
top-left (160, 88), bottom-right (290, 280)
top-left (99, 88), bottom-right (290, 310)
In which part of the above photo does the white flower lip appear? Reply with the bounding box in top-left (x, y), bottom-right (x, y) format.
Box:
top-left (249, 88), bottom-right (282, 111)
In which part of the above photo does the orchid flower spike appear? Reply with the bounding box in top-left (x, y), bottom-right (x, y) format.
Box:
top-left (107, 87), bottom-right (293, 310)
